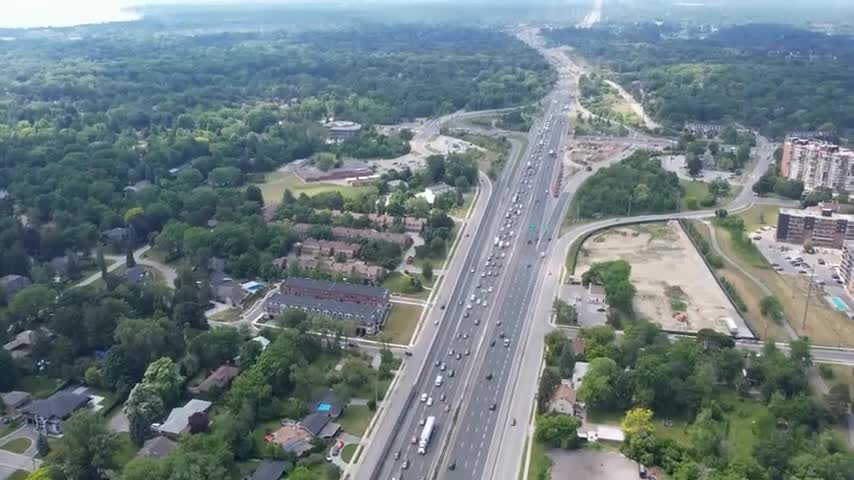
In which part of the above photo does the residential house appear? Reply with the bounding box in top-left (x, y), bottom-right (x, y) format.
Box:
top-left (137, 435), bottom-right (178, 459)
top-left (1, 391), bottom-right (31, 412)
top-left (550, 381), bottom-right (577, 416)
top-left (101, 227), bottom-right (128, 247)
top-left (300, 412), bottom-right (340, 439)
top-left (3, 330), bottom-right (38, 359)
top-left (417, 183), bottom-right (455, 205)
top-left (0, 274), bottom-right (31, 300)
top-left (156, 399), bottom-right (212, 439)
top-left (23, 391), bottom-right (91, 435)
top-left (190, 365), bottom-right (240, 396)
top-left (266, 422), bottom-right (314, 456)
top-left (47, 256), bottom-right (72, 280)
top-left (265, 293), bottom-right (388, 335)
top-left (250, 460), bottom-right (293, 480)
top-left (209, 271), bottom-right (247, 307)
top-left (276, 255), bottom-right (386, 283)
top-left (330, 226), bottom-right (413, 248)
top-left (298, 239), bottom-right (362, 259)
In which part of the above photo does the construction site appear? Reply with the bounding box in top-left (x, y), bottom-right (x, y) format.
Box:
top-left (574, 221), bottom-right (747, 335)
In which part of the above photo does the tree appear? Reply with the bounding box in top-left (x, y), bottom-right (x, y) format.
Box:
top-left (421, 263), bottom-right (433, 280)
top-left (621, 408), bottom-right (654, 437)
top-left (125, 382), bottom-right (165, 446)
top-left (577, 357), bottom-right (620, 409)
top-left (0, 350), bottom-right (18, 391)
top-left (535, 413), bottom-right (581, 449)
top-left (687, 154), bottom-right (704, 178)
top-left (558, 346), bottom-right (575, 378)
top-left (188, 328), bottom-right (241, 370)
top-left (48, 410), bottom-right (117, 480)
top-left (826, 384), bottom-right (851, 420)
top-left (37, 433), bottom-right (50, 457)
top-left (239, 340), bottom-right (263, 369)
top-left (759, 295), bottom-right (784, 323)
top-left (245, 185), bottom-right (264, 205)
top-left (142, 357), bottom-right (185, 408)
top-left (708, 178), bottom-right (731, 199)
top-left (25, 469), bottom-right (52, 480)
top-left (537, 367), bottom-right (561, 413)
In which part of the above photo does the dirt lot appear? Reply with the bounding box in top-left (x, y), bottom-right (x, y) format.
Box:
top-left (576, 222), bottom-right (740, 334)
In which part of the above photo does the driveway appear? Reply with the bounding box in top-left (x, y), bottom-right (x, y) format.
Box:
top-left (0, 425), bottom-right (38, 458)
top-left (547, 449), bottom-right (640, 480)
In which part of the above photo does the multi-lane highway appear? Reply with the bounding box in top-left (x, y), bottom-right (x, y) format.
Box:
top-left (363, 76), bottom-right (575, 480)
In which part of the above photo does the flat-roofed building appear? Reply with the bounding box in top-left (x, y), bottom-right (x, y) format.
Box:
top-left (776, 207), bottom-right (854, 249)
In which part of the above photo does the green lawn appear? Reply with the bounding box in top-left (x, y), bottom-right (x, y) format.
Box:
top-left (252, 419), bottom-right (283, 454)
top-left (0, 438), bottom-right (31, 454)
top-left (369, 302), bottom-right (423, 345)
top-left (528, 438), bottom-right (552, 480)
top-left (739, 204), bottom-right (781, 232)
top-left (256, 171), bottom-right (377, 206)
top-left (113, 432), bottom-right (137, 467)
top-left (7, 471), bottom-right (28, 480)
top-left (679, 179), bottom-right (740, 210)
top-left (449, 191), bottom-right (476, 219)
top-left (341, 443), bottom-right (359, 463)
top-left (585, 408), bottom-right (624, 426)
top-left (339, 405), bottom-right (373, 436)
top-left (16, 375), bottom-right (63, 399)
top-left (0, 418), bottom-right (24, 439)
top-left (380, 272), bottom-right (430, 300)
top-left (717, 390), bottom-right (769, 458)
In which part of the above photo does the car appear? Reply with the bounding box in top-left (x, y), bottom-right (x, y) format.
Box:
top-left (435, 360), bottom-right (440, 367)
top-left (818, 258), bottom-right (826, 265)
top-left (481, 272), bottom-right (486, 278)
top-left (427, 397), bottom-right (433, 406)
top-left (440, 304), bottom-right (446, 310)
top-left (445, 404), bottom-right (451, 411)
top-left (421, 393), bottom-right (428, 402)
top-left (597, 306), bottom-right (606, 312)
top-left (474, 318), bottom-right (480, 325)
top-left (465, 349), bottom-right (470, 356)
top-left (499, 332), bottom-right (505, 338)
top-left (471, 269), bottom-right (475, 274)
top-left (449, 349), bottom-right (454, 356)
top-left (488, 286), bottom-right (494, 293)
top-left (467, 304), bottom-right (472, 310)
top-left (402, 460), bottom-right (410, 470)
top-left (527, 263), bottom-right (531, 268)
top-left (463, 333), bottom-right (469, 339)
top-left (326, 455), bottom-right (333, 462)
top-left (463, 311), bottom-right (469, 318)
top-left (440, 393), bottom-right (446, 401)
top-left (504, 339), bottom-right (511, 347)
top-left (449, 462), bottom-right (456, 471)
top-left (419, 418), bottom-right (426, 426)
top-left (440, 363), bottom-right (446, 371)
top-left (456, 353), bottom-right (461, 360)
top-left (470, 294), bottom-right (476, 301)
top-left (483, 301), bottom-right (488, 307)
top-left (490, 340), bottom-right (496, 347)
top-left (394, 450), bottom-right (401, 460)
top-left (449, 369), bottom-right (455, 377)
top-left (486, 373), bottom-right (493, 380)
top-left (411, 435), bottom-right (418, 445)
top-left (405, 350), bottom-right (412, 357)
top-left (489, 403), bottom-right (496, 411)
top-left (511, 418), bottom-right (517, 426)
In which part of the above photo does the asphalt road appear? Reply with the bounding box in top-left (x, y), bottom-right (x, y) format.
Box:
top-left (365, 84), bottom-right (573, 480)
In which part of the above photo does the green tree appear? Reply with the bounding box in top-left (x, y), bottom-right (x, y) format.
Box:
top-left (0, 350), bottom-right (18, 391)
top-left (621, 408), bottom-right (654, 437)
top-left (535, 413), bottom-right (581, 449)
top-left (421, 263), bottom-right (433, 280)
top-left (577, 357), bottom-right (620, 410)
top-left (537, 367), bottom-right (561, 413)
top-left (125, 382), bottom-right (165, 446)
top-left (48, 411), bottom-right (117, 480)
top-left (826, 384), bottom-right (851, 421)
top-left (142, 357), bottom-right (185, 408)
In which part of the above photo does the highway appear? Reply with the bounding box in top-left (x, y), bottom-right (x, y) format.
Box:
top-left (362, 74), bottom-right (576, 480)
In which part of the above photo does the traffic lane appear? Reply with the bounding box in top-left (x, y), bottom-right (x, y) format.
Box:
top-left (378, 138), bottom-right (536, 476)
top-left (382, 101), bottom-right (560, 476)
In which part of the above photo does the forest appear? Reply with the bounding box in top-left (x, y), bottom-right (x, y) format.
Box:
top-left (0, 24), bottom-right (553, 286)
top-left (543, 23), bottom-right (854, 138)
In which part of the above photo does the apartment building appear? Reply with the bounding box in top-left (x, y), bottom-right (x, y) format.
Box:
top-left (840, 242), bottom-right (854, 295)
top-left (781, 137), bottom-right (854, 192)
top-left (776, 207), bottom-right (854, 248)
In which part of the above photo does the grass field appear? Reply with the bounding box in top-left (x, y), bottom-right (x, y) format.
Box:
top-left (7, 471), bottom-right (27, 480)
top-left (708, 216), bottom-right (854, 347)
top-left (341, 443), bottom-right (359, 463)
top-left (256, 171), bottom-right (377, 206)
top-left (17, 375), bottom-right (63, 399)
top-left (0, 419), bottom-right (23, 439)
top-left (339, 405), bottom-right (373, 436)
top-left (528, 438), bottom-right (552, 480)
top-left (373, 302), bottom-right (423, 345)
top-left (0, 438), bottom-right (30, 454)
top-left (380, 272), bottom-right (430, 300)
top-left (679, 179), bottom-right (741, 211)
top-left (739, 204), bottom-right (781, 232)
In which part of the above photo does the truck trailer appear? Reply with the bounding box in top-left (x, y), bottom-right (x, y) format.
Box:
top-left (418, 416), bottom-right (437, 454)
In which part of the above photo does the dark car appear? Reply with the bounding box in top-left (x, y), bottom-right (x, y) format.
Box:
top-left (486, 373), bottom-right (493, 380)
top-left (448, 462), bottom-right (456, 471)
top-left (489, 403), bottom-right (496, 411)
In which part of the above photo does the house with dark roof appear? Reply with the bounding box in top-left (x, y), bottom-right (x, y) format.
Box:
top-left (137, 435), bottom-right (178, 459)
top-left (311, 390), bottom-right (344, 418)
top-left (0, 274), bottom-right (31, 300)
top-left (3, 330), bottom-right (39, 359)
top-left (101, 227), bottom-right (128, 247)
top-left (265, 293), bottom-right (388, 335)
top-left (209, 271), bottom-right (247, 307)
top-left (23, 391), bottom-right (90, 434)
top-left (299, 412), bottom-right (340, 439)
top-left (190, 365), bottom-right (240, 396)
top-left (281, 277), bottom-right (389, 306)
top-left (1, 391), bottom-right (31, 412)
top-left (249, 460), bottom-right (293, 480)
top-left (47, 256), bottom-right (71, 279)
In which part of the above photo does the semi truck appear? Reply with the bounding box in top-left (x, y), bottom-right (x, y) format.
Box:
top-left (722, 317), bottom-right (739, 337)
top-left (418, 416), bottom-right (436, 454)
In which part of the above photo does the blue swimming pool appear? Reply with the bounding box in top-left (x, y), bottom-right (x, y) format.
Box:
top-left (830, 296), bottom-right (850, 312)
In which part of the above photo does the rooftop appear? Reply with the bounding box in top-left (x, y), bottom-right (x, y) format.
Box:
top-left (137, 435), bottom-right (178, 459)
top-left (193, 365), bottom-right (240, 394)
top-left (158, 399), bottom-right (211, 436)
top-left (268, 293), bottom-right (382, 319)
top-left (283, 277), bottom-right (388, 299)
top-left (780, 207), bottom-right (854, 222)
top-left (250, 460), bottom-right (293, 480)
top-left (23, 391), bottom-right (89, 420)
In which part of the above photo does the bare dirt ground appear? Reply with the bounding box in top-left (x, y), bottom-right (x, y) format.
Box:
top-left (576, 221), bottom-right (739, 334)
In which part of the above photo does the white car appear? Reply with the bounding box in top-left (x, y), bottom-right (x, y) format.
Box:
top-left (421, 393), bottom-right (428, 402)
top-left (483, 301), bottom-right (488, 307)
top-left (488, 286), bottom-right (494, 293)
top-left (427, 397), bottom-right (434, 406)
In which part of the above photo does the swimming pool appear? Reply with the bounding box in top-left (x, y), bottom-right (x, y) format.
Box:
top-left (830, 296), bottom-right (850, 312)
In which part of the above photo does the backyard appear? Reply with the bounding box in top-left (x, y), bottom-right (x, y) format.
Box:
top-left (339, 405), bottom-right (373, 436)
top-left (256, 170), bottom-right (377, 206)
top-left (370, 302), bottom-right (423, 345)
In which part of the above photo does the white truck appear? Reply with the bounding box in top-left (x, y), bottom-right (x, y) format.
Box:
top-left (434, 375), bottom-right (443, 387)
top-left (722, 317), bottom-right (739, 337)
top-left (418, 416), bottom-right (436, 454)
top-left (494, 236), bottom-right (500, 247)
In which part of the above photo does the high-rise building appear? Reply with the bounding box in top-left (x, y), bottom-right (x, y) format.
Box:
top-left (776, 207), bottom-right (854, 249)
top-left (780, 137), bottom-right (854, 192)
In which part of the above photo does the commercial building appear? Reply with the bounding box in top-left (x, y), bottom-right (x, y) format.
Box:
top-left (324, 120), bottom-right (362, 141)
top-left (780, 137), bottom-right (854, 192)
top-left (417, 183), bottom-right (455, 205)
top-left (776, 207), bottom-right (854, 249)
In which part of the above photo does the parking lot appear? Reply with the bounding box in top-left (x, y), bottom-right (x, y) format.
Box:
top-left (561, 283), bottom-right (608, 327)
top-left (750, 226), bottom-right (854, 316)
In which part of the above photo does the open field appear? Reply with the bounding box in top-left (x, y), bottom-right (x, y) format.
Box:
top-left (688, 220), bottom-right (790, 343)
top-left (739, 204), bottom-right (780, 232)
top-left (708, 214), bottom-right (854, 347)
top-left (256, 170), bottom-right (376, 206)
top-left (339, 405), bottom-right (373, 436)
top-left (380, 272), bottom-right (431, 300)
top-left (575, 222), bottom-right (739, 334)
top-left (371, 302), bottom-right (423, 345)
